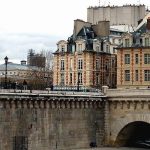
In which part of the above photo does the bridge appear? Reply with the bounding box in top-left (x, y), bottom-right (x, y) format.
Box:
top-left (106, 88), bottom-right (150, 148)
top-left (0, 88), bottom-right (149, 149)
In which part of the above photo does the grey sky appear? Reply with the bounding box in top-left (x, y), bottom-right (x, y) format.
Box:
top-left (0, 0), bottom-right (149, 64)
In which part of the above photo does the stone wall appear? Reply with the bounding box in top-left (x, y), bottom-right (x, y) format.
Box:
top-left (106, 88), bottom-right (150, 146)
top-left (0, 95), bottom-right (105, 150)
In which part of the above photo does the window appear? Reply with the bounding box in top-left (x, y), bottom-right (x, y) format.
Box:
top-left (60, 73), bottom-right (65, 84)
top-left (78, 59), bottom-right (83, 70)
top-left (106, 45), bottom-right (109, 53)
top-left (96, 59), bottom-right (99, 70)
top-left (144, 70), bottom-right (150, 81)
top-left (135, 54), bottom-right (138, 64)
top-left (125, 54), bottom-right (130, 64)
top-left (135, 70), bottom-right (138, 81)
top-left (70, 73), bottom-right (72, 84)
top-left (125, 70), bottom-right (130, 81)
top-left (78, 72), bottom-right (82, 84)
top-left (96, 73), bottom-right (99, 85)
top-left (145, 38), bottom-right (149, 47)
top-left (70, 58), bottom-right (73, 70)
top-left (113, 48), bottom-right (116, 54)
top-left (96, 46), bottom-right (100, 52)
top-left (119, 39), bottom-right (121, 44)
top-left (78, 44), bottom-right (82, 52)
top-left (60, 60), bottom-right (65, 70)
top-left (61, 45), bottom-right (65, 52)
top-left (144, 54), bottom-right (150, 64)
top-left (125, 39), bottom-right (129, 47)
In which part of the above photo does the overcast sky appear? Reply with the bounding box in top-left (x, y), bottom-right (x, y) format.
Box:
top-left (0, 0), bottom-right (149, 64)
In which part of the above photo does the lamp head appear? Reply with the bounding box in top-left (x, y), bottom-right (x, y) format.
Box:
top-left (4, 56), bottom-right (8, 62)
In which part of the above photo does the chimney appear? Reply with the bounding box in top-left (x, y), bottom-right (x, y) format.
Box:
top-left (138, 19), bottom-right (143, 25)
top-left (146, 17), bottom-right (150, 31)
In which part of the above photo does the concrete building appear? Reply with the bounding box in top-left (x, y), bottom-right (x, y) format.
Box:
top-left (87, 5), bottom-right (147, 28)
top-left (53, 20), bottom-right (117, 91)
top-left (116, 17), bottom-right (150, 89)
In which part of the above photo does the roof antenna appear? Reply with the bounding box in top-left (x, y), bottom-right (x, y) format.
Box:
top-left (99, 0), bottom-right (100, 6)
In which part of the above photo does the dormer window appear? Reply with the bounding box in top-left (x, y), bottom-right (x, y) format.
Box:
top-left (61, 45), bottom-right (65, 52)
top-left (78, 44), bottom-right (82, 52)
top-left (96, 46), bottom-right (100, 52)
top-left (145, 38), bottom-right (149, 47)
top-left (106, 45), bottom-right (109, 53)
top-left (125, 39), bottom-right (129, 47)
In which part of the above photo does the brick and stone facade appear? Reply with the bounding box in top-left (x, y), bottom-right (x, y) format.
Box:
top-left (117, 18), bottom-right (150, 89)
top-left (53, 20), bottom-right (117, 91)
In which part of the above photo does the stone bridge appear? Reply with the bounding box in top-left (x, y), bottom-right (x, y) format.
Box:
top-left (106, 88), bottom-right (150, 147)
top-left (0, 89), bottom-right (150, 149)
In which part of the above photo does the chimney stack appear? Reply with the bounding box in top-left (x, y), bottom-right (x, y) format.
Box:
top-left (146, 17), bottom-right (150, 31)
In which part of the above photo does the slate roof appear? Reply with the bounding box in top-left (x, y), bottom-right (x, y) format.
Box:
top-left (0, 62), bottom-right (38, 71)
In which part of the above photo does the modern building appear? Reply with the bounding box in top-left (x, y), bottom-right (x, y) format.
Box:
top-left (116, 17), bottom-right (150, 89)
top-left (87, 4), bottom-right (148, 28)
top-left (53, 19), bottom-right (117, 91)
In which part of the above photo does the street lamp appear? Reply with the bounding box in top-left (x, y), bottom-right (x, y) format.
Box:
top-left (4, 56), bottom-right (8, 89)
top-left (77, 72), bottom-right (80, 92)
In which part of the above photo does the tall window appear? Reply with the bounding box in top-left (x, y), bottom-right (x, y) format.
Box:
top-left (96, 59), bottom-right (99, 70)
top-left (78, 59), bottom-right (83, 70)
top-left (60, 60), bottom-right (65, 70)
top-left (145, 38), bottom-right (149, 47)
top-left (70, 58), bottom-right (73, 70)
top-left (60, 73), bottom-right (65, 84)
top-left (144, 70), bottom-right (150, 81)
top-left (125, 70), bottom-right (130, 81)
top-left (78, 72), bottom-right (82, 84)
top-left (70, 73), bottom-right (72, 84)
top-left (125, 54), bottom-right (130, 64)
top-left (135, 54), bottom-right (138, 64)
top-left (135, 70), bottom-right (138, 81)
top-left (144, 54), bottom-right (150, 64)
top-left (96, 73), bottom-right (99, 85)
top-left (125, 39), bottom-right (129, 47)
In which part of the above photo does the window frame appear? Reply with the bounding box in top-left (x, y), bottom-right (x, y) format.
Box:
top-left (125, 70), bottom-right (130, 81)
top-left (125, 54), bottom-right (130, 64)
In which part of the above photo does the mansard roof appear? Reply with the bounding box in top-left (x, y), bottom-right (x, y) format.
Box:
top-left (77, 26), bottom-right (96, 39)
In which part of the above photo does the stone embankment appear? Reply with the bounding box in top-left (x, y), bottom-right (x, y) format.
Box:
top-left (74, 148), bottom-right (147, 150)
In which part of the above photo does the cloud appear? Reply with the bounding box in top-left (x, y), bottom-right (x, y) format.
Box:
top-left (0, 32), bottom-right (63, 64)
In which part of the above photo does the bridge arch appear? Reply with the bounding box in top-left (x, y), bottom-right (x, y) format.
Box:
top-left (110, 114), bottom-right (150, 146)
top-left (114, 121), bottom-right (150, 148)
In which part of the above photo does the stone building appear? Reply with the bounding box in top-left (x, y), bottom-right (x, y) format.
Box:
top-left (87, 4), bottom-right (147, 28)
top-left (116, 17), bottom-right (150, 89)
top-left (53, 19), bottom-right (117, 91)
top-left (0, 61), bottom-right (52, 90)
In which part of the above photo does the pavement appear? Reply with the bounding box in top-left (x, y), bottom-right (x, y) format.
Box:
top-left (73, 147), bottom-right (148, 150)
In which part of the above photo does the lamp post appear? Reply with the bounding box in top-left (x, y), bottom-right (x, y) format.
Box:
top-left (77, 72), bottom-right (80, 92)
top-left (4, 56), bottom-right (8, 89)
